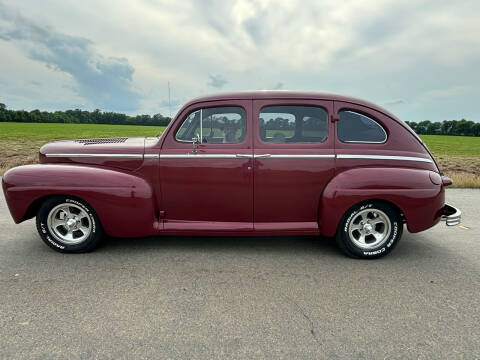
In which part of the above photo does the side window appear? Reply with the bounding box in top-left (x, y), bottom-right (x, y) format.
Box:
top-left (175, 106), bottom-right (246, 144)
top-left (338, 110), bottom-right (387, 143)
top-left (259, 106), bottom-right (328, 143)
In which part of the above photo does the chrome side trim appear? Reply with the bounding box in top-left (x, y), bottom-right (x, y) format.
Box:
top-left (336, 154), bottom-right (433, 163)
top-left (159, 154), bottom-right (334, 159)
top-left (159, 154), bottom-right (247, 159)
top-left (264, 154), bottom-right (334, 159)
top-left (45, 153), bottom-right (143, 159)
top-left (45, 153), bottom-right (432, 163)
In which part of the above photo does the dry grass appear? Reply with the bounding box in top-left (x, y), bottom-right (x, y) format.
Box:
top-left (434, 155), bottom-right (480, 188)
top-left (0, 139), bottom-right (46, 175)
top-left (447, 172), bottom-right (480, 188)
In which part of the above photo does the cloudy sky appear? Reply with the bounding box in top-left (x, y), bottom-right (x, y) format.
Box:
top-left (0, 0), bottom-right (479, 122)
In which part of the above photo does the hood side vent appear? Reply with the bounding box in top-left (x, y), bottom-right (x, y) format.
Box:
top-left (75, 137), bottom-right (128, 145)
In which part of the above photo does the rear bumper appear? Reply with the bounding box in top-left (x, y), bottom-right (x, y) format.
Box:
top-left (441, 204), bottom-right (461, 226)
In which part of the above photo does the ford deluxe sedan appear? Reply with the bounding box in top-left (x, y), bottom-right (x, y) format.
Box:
top-left (2, 91), bottom-right (461, 258)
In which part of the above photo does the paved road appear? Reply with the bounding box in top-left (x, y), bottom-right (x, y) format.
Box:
top-left (0, 189), bottom-right (479, 359)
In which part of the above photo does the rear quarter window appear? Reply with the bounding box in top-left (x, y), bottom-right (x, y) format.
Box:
top-left (338, 110), bottom-right (387, 143)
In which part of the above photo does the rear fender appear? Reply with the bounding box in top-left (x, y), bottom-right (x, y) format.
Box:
top-left (319, 167), bottom-right (444, 236)
top-left (2, 164), bottom-right (158, 237)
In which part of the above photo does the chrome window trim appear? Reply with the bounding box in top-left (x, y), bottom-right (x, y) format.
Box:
top-left (338, 110), bottom-right (388, 144)
top-left (200, 108), bottom-right (203, 144)
top-left (258, 105), bottom-right (329, 145)
top-left (175, 109), bottom-right (200, 143)
top-left (174, 107), bottom-right (246, 144)
top-left (336, 154), bottom-right (433, 163)
top-left (342, 140), bottom-right (386, 144)
top-left (45, 153), bottom-right (143, 159)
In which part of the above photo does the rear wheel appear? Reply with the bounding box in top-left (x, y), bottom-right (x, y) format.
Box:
top-left (336, 201), bottom-right (403, 259)
top-left (36, 196), bottom-right (103, 253)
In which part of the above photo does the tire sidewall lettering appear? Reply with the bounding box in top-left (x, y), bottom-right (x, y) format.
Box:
top-left (386, 222), bottom-right (398, 248)
top-left (40, 222), bottom-right (47, 234)
top-left (45, 233), bottom-right (65, 250)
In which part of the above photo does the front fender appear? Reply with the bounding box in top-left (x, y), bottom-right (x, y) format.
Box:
top-left (2, 164), bottom-right (158, 237)
top-left (319, 167), bottom-right (444, 237)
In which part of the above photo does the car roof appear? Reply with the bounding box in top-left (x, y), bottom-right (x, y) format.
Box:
top-left (183, 90), bottom-right (401, 122)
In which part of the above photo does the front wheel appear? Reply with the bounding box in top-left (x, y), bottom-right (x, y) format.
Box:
top-left (336, 201), bottom-right (403, 259)
top-left (36, 196), bottom-right (104, 253)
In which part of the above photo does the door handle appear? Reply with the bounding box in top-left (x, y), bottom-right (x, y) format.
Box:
top-left (254, 154), bottom-right (271, 158)
top-left (235, 154), bottom-right (253, 158)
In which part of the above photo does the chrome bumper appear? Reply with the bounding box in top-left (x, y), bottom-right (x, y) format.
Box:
top-left (441, 204), bottom-right (461, 226)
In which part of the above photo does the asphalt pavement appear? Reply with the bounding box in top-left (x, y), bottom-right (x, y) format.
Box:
top-left (0, 188), bottom-right (479, 359)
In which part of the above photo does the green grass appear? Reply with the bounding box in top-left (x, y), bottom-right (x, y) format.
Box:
top-left (419, 135), bottom-right (480, 156)
top-left (0, 122), bottom-right (165, 140)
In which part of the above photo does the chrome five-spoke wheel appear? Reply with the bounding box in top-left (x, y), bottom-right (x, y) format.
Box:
top-left (337, 201), bottom-right (403, 259)
top-left (347, 208), bottom-right (391, 250)
top-left (47, 203), bottom-right (92, 245)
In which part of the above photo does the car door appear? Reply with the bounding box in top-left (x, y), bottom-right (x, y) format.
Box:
top-left (159, 100), bottom-right (254, 231)
top-left (252, 99), bottom-right (335, 232)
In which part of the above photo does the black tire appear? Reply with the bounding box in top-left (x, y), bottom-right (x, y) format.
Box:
top-left (336, 201), bottom-right (403, 259)
top-left (36, 196), bottom-right (104, 253)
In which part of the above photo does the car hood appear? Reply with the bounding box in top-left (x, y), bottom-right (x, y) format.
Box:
top-left (39, 137), bottom-right (146, 171)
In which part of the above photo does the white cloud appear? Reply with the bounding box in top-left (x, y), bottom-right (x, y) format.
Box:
top-left (207, 74), bottom-right (228, 88)
top-left (0, 0), bottom-right (479, 121)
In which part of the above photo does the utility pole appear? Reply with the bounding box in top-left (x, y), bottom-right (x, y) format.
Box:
top-left (168, 81), bottom-right (171, 118)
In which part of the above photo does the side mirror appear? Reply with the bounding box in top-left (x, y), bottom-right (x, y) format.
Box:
top-left (192, 133), bottom-right (200, 154)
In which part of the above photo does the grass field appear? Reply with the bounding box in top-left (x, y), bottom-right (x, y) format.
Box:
top-left (0, 122), bottom-right (479, 187)
top-left (0, 122), bottom-right (164, 139)
top-left (418, 135), bottom-right (480, 156)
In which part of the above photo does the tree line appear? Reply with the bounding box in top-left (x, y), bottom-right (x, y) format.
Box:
top-left (0, 103), bottom-right (171, 126)
top-left (405, 119), bottom-right (480, 137)
top-left (1, 103), bottom-right (479, 136)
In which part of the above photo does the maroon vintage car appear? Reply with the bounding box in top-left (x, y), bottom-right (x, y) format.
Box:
top-left (2, 91), bottom-right (461, 258)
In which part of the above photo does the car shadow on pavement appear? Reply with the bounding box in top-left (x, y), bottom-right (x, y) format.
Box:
top-left (100, 235), bottom-right (343, 256)
top-left (94, 232), bottom-right (439, 262)
top-left (13, 219), bottom-right (449, 263)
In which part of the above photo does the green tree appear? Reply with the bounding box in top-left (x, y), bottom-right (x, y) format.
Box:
top-left (472, 123), bottom-right (480, 137)
top-left (441, 120), bottom-right (456, 135)
top-left (427, 122), bottom-right (441, 135)
top-left (417, 120), bottom-right (431, 134)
